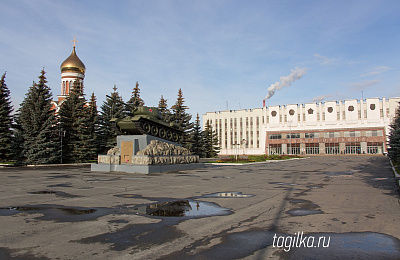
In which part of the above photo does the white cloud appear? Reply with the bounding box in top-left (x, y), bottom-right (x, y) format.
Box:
top-left (349, 79), bottom-right (380, 90)
top-left (313, 54), bottom-right (337, 65)
top-left (359, 66), bottom-right (390, 77)
top-left (311, 94), bottom-right (332, 102)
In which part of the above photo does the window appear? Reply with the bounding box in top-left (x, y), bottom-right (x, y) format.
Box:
top-left (306, 143), bottom-right (319, 154)
top-left (324, 132), bottom-right (339, 138)
top-left (305, 132), bottom-right (319, 138)
top-left (286, 133), bottom-right (300, 139)
top-left (326, 143), bottom-right (340, 154)
top-left (269, 144), bottom-right (282, 155)
top-left (269, 134), bottom-right (282, 139)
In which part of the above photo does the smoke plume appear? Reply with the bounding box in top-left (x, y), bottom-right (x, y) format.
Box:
top-left (265, 67), bottom-right (308, 100)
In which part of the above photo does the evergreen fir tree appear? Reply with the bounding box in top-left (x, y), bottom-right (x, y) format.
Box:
top-left (0, 72), bottom-right (14, 161)
top-left (158, 95), bottom-right (171, 122)
top-left (388, 102), bottom-right (400, 163)
top-left (11, 113), bottom-right (25, 164)
top-left (203, 120), bottom-right (220, 158)
top-left (190, 113), bottom-right (206, 157)
top-left (127, 81), bottom-right (144, 115)
top-left (59, 81), bottom-right (92, 163)
top-left (18, 69), bottom-right (60, 164)
top-left (88, 92), bottom-right (100, 158)
top-left (170, 88), bottom-right (194, 148)
top-left (98, 85), bottom-right (125, 153)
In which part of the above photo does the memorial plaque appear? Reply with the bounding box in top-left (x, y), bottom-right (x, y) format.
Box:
top-left (121, 141), bottom-right (133, 163)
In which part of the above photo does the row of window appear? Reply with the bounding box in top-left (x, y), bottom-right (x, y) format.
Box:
top-left (268, 142), bottom-right (383, 155)
top-left (268, 107), bottom-right (389, 122)
top-left (268, 130), bottom-right (383, 139)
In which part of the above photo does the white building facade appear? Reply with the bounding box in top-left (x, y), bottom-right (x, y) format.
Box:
top-left (203, 97), bottom-right (400, 156)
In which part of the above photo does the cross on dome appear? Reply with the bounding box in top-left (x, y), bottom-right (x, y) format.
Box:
top-left (71, 36), bottom-right (78, 47)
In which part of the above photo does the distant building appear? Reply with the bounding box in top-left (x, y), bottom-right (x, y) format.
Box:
top-left (51, 38), bottom-right (86, 112)
top-left (203, 97), bottom-right (400, 155)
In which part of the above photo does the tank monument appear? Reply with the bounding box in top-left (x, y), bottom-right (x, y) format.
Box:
top-left (91, 96), bottom-right (204, 174)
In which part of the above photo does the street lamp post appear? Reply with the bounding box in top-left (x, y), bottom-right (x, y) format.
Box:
top-left (60, 128), bottom-right (65, 164)
top-left (288, 120), bottom-right (292, 155)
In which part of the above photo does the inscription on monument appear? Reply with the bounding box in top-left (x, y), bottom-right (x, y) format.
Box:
top-left (121, 141), bottom-right (133, 163)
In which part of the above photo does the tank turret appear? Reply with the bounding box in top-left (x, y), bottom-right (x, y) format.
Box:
top-left (106, 95), bottom-right (182, 143)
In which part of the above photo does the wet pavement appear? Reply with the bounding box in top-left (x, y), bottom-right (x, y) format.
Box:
top-left (0, 156), bottom-right (399, 259)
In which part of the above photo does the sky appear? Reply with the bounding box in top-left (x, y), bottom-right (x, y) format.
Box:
top-left (1, 0), bottom-right (400, 125)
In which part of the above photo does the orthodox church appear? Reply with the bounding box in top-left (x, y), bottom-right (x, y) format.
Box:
top-left (51, 37), bottom-right (86, 112)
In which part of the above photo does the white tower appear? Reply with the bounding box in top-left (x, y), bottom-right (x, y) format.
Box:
top-left (58, 36), bottom-right (86, 101)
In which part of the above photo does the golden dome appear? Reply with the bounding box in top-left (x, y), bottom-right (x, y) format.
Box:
top-left (60, 46), bottom-right (86, 73)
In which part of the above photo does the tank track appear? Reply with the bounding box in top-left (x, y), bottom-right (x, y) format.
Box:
top-left (134, 118), bottom-right (182, 143)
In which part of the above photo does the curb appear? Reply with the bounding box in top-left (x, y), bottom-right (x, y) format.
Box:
top-left (388, 158), bottom-right (400, 186)
top-left (0, 163), bottom-right (92, 168)
top-left (205, 157), bottom-right (308, 166)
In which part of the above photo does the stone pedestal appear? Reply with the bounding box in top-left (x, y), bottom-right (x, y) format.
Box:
top-left (91, 135), bottom-right (204, 174)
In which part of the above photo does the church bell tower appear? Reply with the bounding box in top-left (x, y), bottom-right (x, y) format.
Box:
top-left (58, 36), bottom-right (86, 102)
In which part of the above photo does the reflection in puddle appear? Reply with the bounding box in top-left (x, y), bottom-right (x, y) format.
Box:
top-left (203, 192), bottom-right (254, 198)
top-left (306, 184), bottom-right (324, 189)
top-left (287, 209), bottom-right (324, 216)
top-left (371, 177), bottom-right (389, 181)
top-left (30, 191), bottom-right (56, 194)
top-left (131, 200), bottom-right (231, 218)
top-left (269, 182), bottom-right (298, 186)
top-left (29, 190), bottom-right (80, 198)
top-left (0, 205), bottom-right (104, 222)
top-left (121, 177), bottom-right (146, 180)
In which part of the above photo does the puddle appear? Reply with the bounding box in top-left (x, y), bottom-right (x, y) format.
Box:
top-left (269, 182), bottom-right (298, 186)
top-left (322, 170), bottom-right (357, 177)
top-left (285, 232), bottom-right (400, 259)
top-left (0, 205), bottom-right (109, 222)
top-left (47, 183), bottom-right (73, 188)
top-left (108, 219), bottom-right (129, 224)
top-left (287, 209), bottom-right (324, 216)
top-left (121, 177), bottom-right (146, 180)
top-left (30, 191), bottom-right (56, 194)
top-left (117, 194), bottom-right (138, 198)
top-left (371, 177), bottom-right (389, 181)
top-left (203, 192), bottom-right (254, 198)
top-left (213, 176), bottom-right (234, 179)
top-left (46, 174), bottom-right (72, 179)
top-left (87, 178), bottom-right (116, 181)
top-left (288, 199), bottom-right (309, 204)
top-left (174, 174), bottom-right (199, 177)
top-left (29, 191), bottom-right (81, 198)
top-left (114, 194), bottom-right (143, 199)
top-left (130, 200), bottom-right (232, 218)
top-left (306, 184), bottom-right (324, 189)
